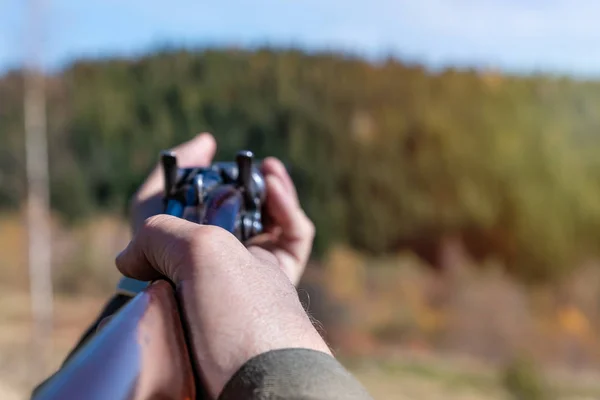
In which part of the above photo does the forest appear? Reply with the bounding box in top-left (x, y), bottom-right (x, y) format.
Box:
top-left (2, 48), bottom-right (600, 282)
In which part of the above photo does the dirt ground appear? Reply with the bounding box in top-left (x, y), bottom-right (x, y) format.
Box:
top-left (0, 290), bottom-right (106, 400)
top-left (2, 289), bottom-right (600, 400)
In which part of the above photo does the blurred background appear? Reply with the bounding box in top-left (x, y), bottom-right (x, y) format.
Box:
top-left (3, 1), bottom-right (600, 399)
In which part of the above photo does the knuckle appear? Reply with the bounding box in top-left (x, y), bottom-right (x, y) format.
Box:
top-left (143, 214), bottom-right (173, 230)
top-left (183, 224), bottom-right (251, 274)
top-left (187, 224), bottom-right (234, 248)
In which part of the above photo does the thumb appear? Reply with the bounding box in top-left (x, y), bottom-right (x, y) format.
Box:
top-left (116, 214), bottom-right (199, 283)
top-left (136, 133), bottom-right (217, 199)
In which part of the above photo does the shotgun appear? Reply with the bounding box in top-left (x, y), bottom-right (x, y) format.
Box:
top-left (33, 150), bottom-right (267, 400)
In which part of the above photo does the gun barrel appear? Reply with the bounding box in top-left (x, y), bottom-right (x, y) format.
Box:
top-left (33, 281), bottom-right (196, 400)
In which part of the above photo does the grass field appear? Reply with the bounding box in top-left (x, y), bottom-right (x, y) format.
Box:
top-left (3, 289), bottom-right (600, 400)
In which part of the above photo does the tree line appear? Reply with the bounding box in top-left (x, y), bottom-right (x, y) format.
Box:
top-left (2, 48), bottom-right (600, 281)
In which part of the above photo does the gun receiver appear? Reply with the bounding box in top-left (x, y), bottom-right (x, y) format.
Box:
top-left (117, 150), bottom-right (266, 296)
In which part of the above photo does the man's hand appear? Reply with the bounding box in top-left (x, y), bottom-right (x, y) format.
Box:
top-left (115, 215), bottom-right (331, 398)
top-left (129, 133), bottom-right (313, 285)
top-left (120, 133), bottom-right (325, 397)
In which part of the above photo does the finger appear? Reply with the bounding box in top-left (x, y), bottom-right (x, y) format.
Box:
top-left (265, 175), bottom-right (314, 265)
top-left (116, 214), bottom-right (199, 283)
top-left (172, 132), bottom-right (217, 168)
top-left (262, 157), bottom-right (298, 205)
top-left (137, 133), bottom-right (217, 200)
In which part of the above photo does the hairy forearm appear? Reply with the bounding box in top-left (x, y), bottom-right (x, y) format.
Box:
top-left (177, 256), bottom-right (331, 398)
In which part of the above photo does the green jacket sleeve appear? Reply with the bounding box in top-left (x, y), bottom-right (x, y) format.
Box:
top-left (219, 348), bottom-right (373, 400)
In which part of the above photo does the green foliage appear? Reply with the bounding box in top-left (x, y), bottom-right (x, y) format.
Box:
top-left (502, 356), bottom-right (550, 400)
top-left (2, 48), bottom-right (600, 281)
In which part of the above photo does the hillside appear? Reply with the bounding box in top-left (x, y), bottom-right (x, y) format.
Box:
top-left (3, 48), bottom-right (600, 281)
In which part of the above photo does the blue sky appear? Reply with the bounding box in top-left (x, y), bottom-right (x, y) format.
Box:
top-left (1, 0), bottom-right (600, 76)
